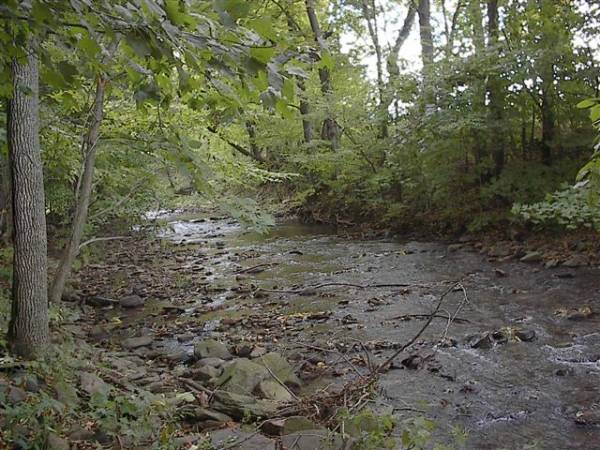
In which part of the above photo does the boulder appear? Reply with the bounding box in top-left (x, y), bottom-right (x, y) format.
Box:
top-left (211, 391), bottom-right (279, 420)
top-left (256, 380), bottom-right (293, 402)
top-left (262, 416), bottom-right (318, 436)
top-left (214, 359), bottom-right (269, 395)
top-left (47, 433), bottom-right (69, 450)
top-left (194, 339), bottom-right (232, 360)
top-left (191, 365), bottom-right (222, 383)
top-left (193, 357), bottom-right (226, 368)
top-left (563, 255), bottom-right (589, 268)
top-left (122, 335), bottom-right (153, 349)
top-left (210, 428), bottom-right (276, 450)
top-left (520, 251), bottom-right (542, 263)
top-left (79, 372), bottom-right (110, 397)
top-left (120, 294), bottom-right (145, 308)
top-left (281, 430), bottom-right (345, 450)
top-left (256, 353), bottom-right (301, 388)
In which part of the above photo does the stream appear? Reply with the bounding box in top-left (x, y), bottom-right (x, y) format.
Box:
top-left (129, 212), bottom-right (600, 448)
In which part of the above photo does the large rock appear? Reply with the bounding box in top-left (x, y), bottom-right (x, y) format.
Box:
top-left (257, 380), bottom-right (293, 402)
top-left (215, 359), bottom-right (269, 395)
top-left (120, 294), bottom-right (145, 308)
top-left (211, 391), bottom-right (279, 420)
top-left (262, 416), bottom-right (319, 436)
top-left (563, 255), bottom-right (589, 268)
top-left (79, 372), bottom-right (110, 397)
top-left (121, 335), bottom-right (153, 349)
top-left (256, 353), bottom-right (301, 388)
top-left (210, 428), bottom-right (276, 450)
top-left (194, 339), bottom-right (232, 360)
top-left (47, 433), bottom-right (70, 450)
top-left (281, 430), bottom-right (345, 450)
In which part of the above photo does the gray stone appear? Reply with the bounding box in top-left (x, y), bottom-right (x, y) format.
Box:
top-left (210, 428), bottom-right (276, 450)
top-left (281, 430), bottom-right (345, 450)
top-left (488, 244), bottom-right (513, 258)
top-left (520, 251), bottom-right (543, 263)
top-left (447, 244), bottom-right (463, 252)
top-left (79, 372), bottom-right (110, 396)
top-left (256, 380), bottom-right (293, 402)
top-left (215, 359), bottom-right (269, 395)
top-left (7, 386), bottom-right (27, 404)
top-left (194, 357), bottom-right (226, 368)
top-left (563, 255), bottom-right (589, 268)
top-left (191, 365), bottom-right (222, 383)
top-left (177, 332), bottom-right (195, 342)
top-left (120, 294), bottom-right (145, 308)
top-left (212, 391), bottom-right (279, 420)
top-left (194, 339), bottom-right (232, 360)
top-left (249, 346), bottom-right (268, 359)
top-left (256, 353), bottom-right (301, 388)
top-left (182, 406), bottom-right (232, 423)
top-left (122, 335), bottom-right (154, 349)
top-left (47, 433), bottom-right (69, 450)
top-left (262, 416), bottom-right (318, 436)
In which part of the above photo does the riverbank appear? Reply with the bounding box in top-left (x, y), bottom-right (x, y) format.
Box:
top-left (2, 210), bottom-right (600, 448)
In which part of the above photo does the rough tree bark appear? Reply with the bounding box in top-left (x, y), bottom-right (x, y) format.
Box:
top-left (360, 0), bottom-right (388, 137)
top-left (486, 0), bottom-right (505, 176)
top-left (0, 145), bottom-right (11, 243)
top-left (297, 78), bottom-right (313, 143)
top-left (7, 43), bottom-right (50, 359)
top-left (305, 0), bottom-right (340, 149)
top-left (49, 75), bottom-right (107, 303)
top-left (417, 0), bottom-right (435, 108)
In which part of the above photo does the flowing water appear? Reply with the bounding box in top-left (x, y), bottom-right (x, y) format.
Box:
top-left (160, 213), bottom-right (600, 449)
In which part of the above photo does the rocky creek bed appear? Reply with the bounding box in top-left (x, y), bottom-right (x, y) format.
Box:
top-left (2, 210), bottom-right (600, 449)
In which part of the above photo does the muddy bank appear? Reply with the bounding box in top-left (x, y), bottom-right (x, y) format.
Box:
top-left (55, 211), bottom-right (600, 448)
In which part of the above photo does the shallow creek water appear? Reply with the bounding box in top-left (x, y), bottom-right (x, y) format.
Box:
top-left (160, 213), bottom-right (600, 449)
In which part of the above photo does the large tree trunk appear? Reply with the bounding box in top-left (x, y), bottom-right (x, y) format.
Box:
top-left (7, 43), bottom-right (50, 359)
top-left (0, 143), bottom-right (11, 243)
top-left (417, 0), bottom-right (435, 108)
top-left (305, 0), bottom-right (340, 150)
top-left (49, 76), bottom-right (106, 304)
top-left (486, 0), bottom-right (505, 176)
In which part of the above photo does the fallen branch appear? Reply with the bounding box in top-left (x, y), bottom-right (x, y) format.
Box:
top-left (259, 280), bottom-right (447, 295)
top-left (179, 377), bottom-right (214, 396)
top-left (374, 280), bottom-right (461, 374)
top-left (389, 313), bottom-right (470, 323)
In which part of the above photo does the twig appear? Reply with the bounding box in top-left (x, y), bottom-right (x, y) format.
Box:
top-left (374, 281), bottom-right (461, 374)
top-left (441, 282), bottom-right (470, 340)
top-left (261, 362), bottom-right (299, 401)
top-left (234, 263), bottom-right (276, 274)
top-left (260, 280), bottom-right (447, 295)
top-left (179, 377), bottom-right (214, 396)
top-left (389, 313), bottom-right (470, 323)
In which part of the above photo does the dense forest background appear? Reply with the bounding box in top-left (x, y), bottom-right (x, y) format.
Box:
top-left (1, 0), bottom-right (599, 246)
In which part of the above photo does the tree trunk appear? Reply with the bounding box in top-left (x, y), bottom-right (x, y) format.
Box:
top-left (540, 62), bottom-right (555, 165)
top-left (486, 0), bottom-right (505, 176)
top-left (297, 78), bottom-right (313, 143)
top-left (7, 43), bottom-right (50, 359)
top-left (245, 120), bottom-right (264, 161)
top-left (417, 0), bottom-right (435, 108)
top-left (0, 143), bottom-right (11, 243)
top-left (361, 0), bottom-right (388, 137)
top-left (305, 0), bottom-right (340, 149)
top-left (49, 76), bottom-right (107, 304)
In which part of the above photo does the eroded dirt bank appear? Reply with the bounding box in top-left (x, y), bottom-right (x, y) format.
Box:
top-left (61, 211), bottom-right (600, 448)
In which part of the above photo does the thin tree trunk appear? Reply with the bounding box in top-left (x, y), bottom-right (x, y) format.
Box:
top-left (297, 78), bottom-right (313, 143)
top-left (245, 120), bottom-right (263, 161)
top-left (361, 0), bottom-right (388, 137)
top-left (417, 0), bottom-right (435, 108)
top-left (305, 0), bottom-right (340, 149)
top-left (7, 43), bottom-right (49, 359)
top-left (540, 70), bottom-right (555, 165)
top-left (487, 0), bottom-right (505, 176)
top-left (49, 76), bottom-right (107, 304)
